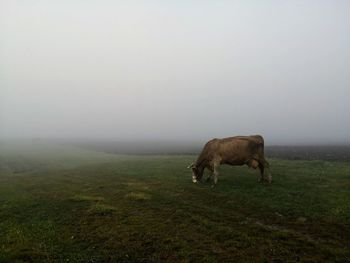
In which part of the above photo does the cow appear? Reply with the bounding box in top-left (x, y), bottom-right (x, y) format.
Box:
top-left (187, 135), bottom-right (271, 186)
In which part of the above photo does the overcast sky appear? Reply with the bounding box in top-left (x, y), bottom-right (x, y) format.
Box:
top-left (1, 1), bottom-right (349, 144)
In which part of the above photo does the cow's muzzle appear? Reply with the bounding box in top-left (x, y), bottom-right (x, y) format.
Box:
top-left (192, 175), bottom-right (198, 183)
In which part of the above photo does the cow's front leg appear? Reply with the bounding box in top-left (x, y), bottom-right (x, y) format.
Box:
top-left (206, 174), bottom-right (213, 183)
top-left (206, 167), bottom-right (214, 183)
top-left (212, 164), bottom-right (219, 187)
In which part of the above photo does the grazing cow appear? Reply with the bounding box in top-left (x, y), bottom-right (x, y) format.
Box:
top-left (188, 135), bottom-right (271, 186)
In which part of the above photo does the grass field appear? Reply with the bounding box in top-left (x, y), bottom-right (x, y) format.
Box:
top-left (1, 141), bottom-right (350, 262)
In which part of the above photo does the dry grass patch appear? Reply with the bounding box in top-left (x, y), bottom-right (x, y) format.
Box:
top-left (70, 195), bottom-right (105, 202)
top-left (125, 192), bottom-right (151, 201)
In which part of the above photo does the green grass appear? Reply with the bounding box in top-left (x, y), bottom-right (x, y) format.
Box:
top-left (0, 141), bottom-right (350, 262)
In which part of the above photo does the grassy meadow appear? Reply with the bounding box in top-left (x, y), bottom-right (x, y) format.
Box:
top-left (0, 141), bottom-right (350, 262)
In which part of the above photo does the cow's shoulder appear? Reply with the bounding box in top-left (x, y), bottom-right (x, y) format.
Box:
top-left (204, 138), bottom-right (220, 149)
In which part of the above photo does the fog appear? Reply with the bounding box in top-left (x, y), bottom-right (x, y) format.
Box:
top-left (1, 1), bottom-right (350, 145)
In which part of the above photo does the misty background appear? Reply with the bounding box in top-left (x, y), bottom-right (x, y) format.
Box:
top-left (1, 1), bottom-right (350, 146)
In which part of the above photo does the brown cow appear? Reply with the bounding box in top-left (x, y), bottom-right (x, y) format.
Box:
top-left (188, 135), bottom-right (271, 186)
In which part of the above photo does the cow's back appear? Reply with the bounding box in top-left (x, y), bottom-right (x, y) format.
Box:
top-left (198, 135), bottom-right (265, 166)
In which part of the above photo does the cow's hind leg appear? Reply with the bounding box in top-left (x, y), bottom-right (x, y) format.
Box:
top-left (258, 163), bottom-right (264, 183)
top-left (264, 159), bottom-right (272, 183)
top-left (248, 159), bottom-right (261, 182)
top-left (259, 158), bottom-right (272, 183)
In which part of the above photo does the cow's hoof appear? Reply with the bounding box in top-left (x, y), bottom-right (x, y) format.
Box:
top-left (267, 176), bottom-right (272, 184)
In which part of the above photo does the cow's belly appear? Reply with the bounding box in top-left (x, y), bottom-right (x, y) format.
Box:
top-left (220, 156), bottom-right (247, 166)
top-left (216, 144), bottom-right (255, 166)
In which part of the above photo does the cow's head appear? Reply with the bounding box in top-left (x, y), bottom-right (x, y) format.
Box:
top-left (187, 163), bottom-right (202, 183)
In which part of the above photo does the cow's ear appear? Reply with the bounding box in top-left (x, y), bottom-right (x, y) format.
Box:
top-left (187, 163), bottom-right (195, 169)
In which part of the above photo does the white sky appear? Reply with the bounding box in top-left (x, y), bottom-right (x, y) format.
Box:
top-left (1, 1), bottom-right (350, 144)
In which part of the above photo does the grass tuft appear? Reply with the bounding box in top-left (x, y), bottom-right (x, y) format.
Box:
top-left (88, 203), bottom-right (117, 215)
